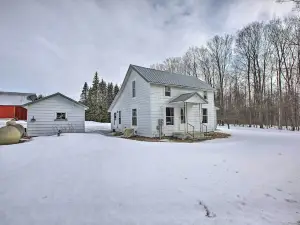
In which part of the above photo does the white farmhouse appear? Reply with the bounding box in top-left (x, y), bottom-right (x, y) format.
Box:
top-left (23, 93), bottom-right (88, 136)
top-left (108, 65), bottom-right (218, 138)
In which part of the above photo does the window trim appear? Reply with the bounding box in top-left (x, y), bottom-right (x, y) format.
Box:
top-left (132, 109), bottom-right (137, 126)
top-left (166, 107), bottom-right (174, 125)
top-left (55, 112), bottom-right (67, 121)
top-left (119, 111), bottom-right (121, 124)
top-left (165, 86), bottom-right (171, 97)
top-left (132, 80), bottom-right (136, 98)
top-left (203, 91), bottom-right (207, 100)
top-left (180, 108), bottom-right (185, 124)
top-left (202, 108), bottom-right (208, 123)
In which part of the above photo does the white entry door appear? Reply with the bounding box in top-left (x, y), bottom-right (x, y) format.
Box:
top-left (179, 107), bottom-right (185, 131)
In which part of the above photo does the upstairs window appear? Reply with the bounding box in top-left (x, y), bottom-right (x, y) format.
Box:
top-left (132, 109), bottom-right (137, 126)
top-left (203, 91), bottom-right (207, 100)
top-left (166, 107), bottom-right (174, 125)
top-left (132, 81), bottom-right (136, 97)
top-left (165, 86), bottom-right (171, 96)
top-left (56, 112), bottom-right (67, 120)
top-left (202, 108), bottom-right (208, 123)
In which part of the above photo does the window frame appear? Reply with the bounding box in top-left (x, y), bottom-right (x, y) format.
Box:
top-left (55, 112), bottom-right (67, 121)
top-left (119, 111), bottom-right (121, 124)
top-left (132, 80), bottom-right (136, 98)
top-left (132, 109), bottom-right (137, 126)
top-left (114, 112), bottom-right (116, 125)
top-left (165, 86), bottom-right (171, 97)
top-left (202, 108), bottom-right (208, 123)
top-left (180, 108), bottom-right (185, 124)
top-left (203, 91), bottom-right (207, 100)
top-left (166, 107), bottom-right (174, 125)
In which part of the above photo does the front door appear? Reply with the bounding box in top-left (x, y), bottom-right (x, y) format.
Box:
top-left (179, 107), bottom-right (185, 131)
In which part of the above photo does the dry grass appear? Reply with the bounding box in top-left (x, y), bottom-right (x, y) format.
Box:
top-left (124, 132), bottom-right (231, 143)
top-left (204, 132), bottom-right (231, 139)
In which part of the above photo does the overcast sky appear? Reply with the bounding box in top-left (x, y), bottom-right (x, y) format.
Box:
top-left (0, 0), bottom-right (294, 99)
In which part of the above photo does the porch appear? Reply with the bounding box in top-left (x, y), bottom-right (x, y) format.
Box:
top-left (166, 92), bottom-right (208, 139)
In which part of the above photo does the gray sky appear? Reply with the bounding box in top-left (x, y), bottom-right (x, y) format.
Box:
top-left (0, 0), bottom-right (294, 99)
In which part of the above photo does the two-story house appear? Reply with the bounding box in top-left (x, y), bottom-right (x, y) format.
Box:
top-left (108, 65), bottom-right (217, 138)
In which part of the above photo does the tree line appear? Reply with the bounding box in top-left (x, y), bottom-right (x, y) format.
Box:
top-left (151, 15), bottom-right (300, 130)
top-left (80, 72), bottom-right (119, 122)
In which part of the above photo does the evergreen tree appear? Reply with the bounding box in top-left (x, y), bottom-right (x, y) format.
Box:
top-left (107, 82), bottom-right (114, 108)
top-left (113, 84), bottom-right (120, 99)
top-left (80, 82), bottom-right (89, 105)
top-left (99, 79), bottom-right (108, 122)
top-left (89, 72), bottom-right (101, 122)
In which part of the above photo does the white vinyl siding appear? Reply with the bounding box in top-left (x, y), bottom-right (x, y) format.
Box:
top-left (150, 85), bottom-right (215, 136)
top-left (26, 95), bottom-right (85, 136)
top-left (110, 70), bottom-right (151, 136)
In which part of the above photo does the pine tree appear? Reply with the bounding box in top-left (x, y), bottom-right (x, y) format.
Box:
top-left (89, 72), bottom-right (101, 122)
top-left (106, 82), bottom-right (114, 122)
top-left (80, 82), bottom-right (89, 105)
top-left (99, 79), bottom-right (108, 122)
top-left (107, 82), bottom-right (114, 108)
top-left (113, 84), bottom-right (120, 99)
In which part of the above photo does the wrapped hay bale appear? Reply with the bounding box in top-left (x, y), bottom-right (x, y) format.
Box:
top-left (12, 124), bottom-right (26, 138)
top-left (6, 120), bottom-right (17, 126)
top-left (123, 128), bottom-right (135, 138)
top-left (0, 126), bottom-right (22, 145)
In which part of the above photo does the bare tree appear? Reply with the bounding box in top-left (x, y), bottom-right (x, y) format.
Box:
top-left (207, 34), bottom-right (233, 123)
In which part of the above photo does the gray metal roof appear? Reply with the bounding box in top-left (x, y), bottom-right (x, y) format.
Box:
top-left (131, 65), bottom-right (214, 90)
top-left (169, 92), bottom-right (208, 104)
top-left (23, 92), bottom-right (88, 109)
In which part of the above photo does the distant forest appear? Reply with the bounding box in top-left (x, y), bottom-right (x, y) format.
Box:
top-left (151, 15), bottom-right (300, 130)
top-left (79, 72), bottom-right (119, 122)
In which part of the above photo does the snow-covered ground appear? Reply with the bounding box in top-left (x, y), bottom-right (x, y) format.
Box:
top-left (85, 121), bottom-right (111, 132)
top-left (0, 124), bottom-right (299, 225)
top-left (0, 119), bottom-right (27, 128)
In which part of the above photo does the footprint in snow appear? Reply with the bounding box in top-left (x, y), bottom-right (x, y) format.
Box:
top-left (285, 199), bottom-right (298, 204)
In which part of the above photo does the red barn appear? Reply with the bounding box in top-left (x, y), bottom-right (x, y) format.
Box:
top-left (0, 91), bottom-right (37, 120)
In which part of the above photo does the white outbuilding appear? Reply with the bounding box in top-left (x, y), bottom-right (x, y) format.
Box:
top-left (23, 92), bottom-right (88, 136)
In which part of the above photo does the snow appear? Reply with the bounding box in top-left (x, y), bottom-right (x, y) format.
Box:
top-left (0, 124), bottom-right (299, 225)
top-left (85, 121), bottom-right (111, 132)
top-left (0, 119), bottom-right (27, 128)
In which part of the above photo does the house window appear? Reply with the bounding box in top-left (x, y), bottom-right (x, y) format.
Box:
top-left (132, 81), bottom-right (136, 97)
top-left (56, 112), bottom-right (67, 120)
top-left (132, 109), bottom-right (137, 126)
top-left (114, 112), bottom-right (116, 125)
top-left (166, 107), bottom-right (174, 125)
top-left (203, 91), bottom-right (207, 100)
top-left (119, 111), bottom-right (121, 124)
top-left (180, 108), bottom-right (185, 124)
top-left (202, 108), bottom-right (208, 123)
top-left (165, 86), bottom-right (171, 96)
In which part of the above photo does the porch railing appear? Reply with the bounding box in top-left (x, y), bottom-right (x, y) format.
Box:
top-left (187, 123), bottom-right (195, 138)
top-left (200, 123), bottom-right (208, 133)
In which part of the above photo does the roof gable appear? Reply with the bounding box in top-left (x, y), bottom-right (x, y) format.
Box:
top-left (131, 65), bottom-right (214, 90)
top-left (169, 92), bottom-right (208, 104)
top-left (108, 64), bottom-right (214, 112)
top-left (23, 92), bottom-right (88, 109)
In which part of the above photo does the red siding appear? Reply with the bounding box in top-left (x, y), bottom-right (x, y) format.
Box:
top-left (15, 106), bottom-right (27, 120)
top-left (0, 106), bottom-right (27, 120)
top-left (0, 106), bottom-right (15, 118)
